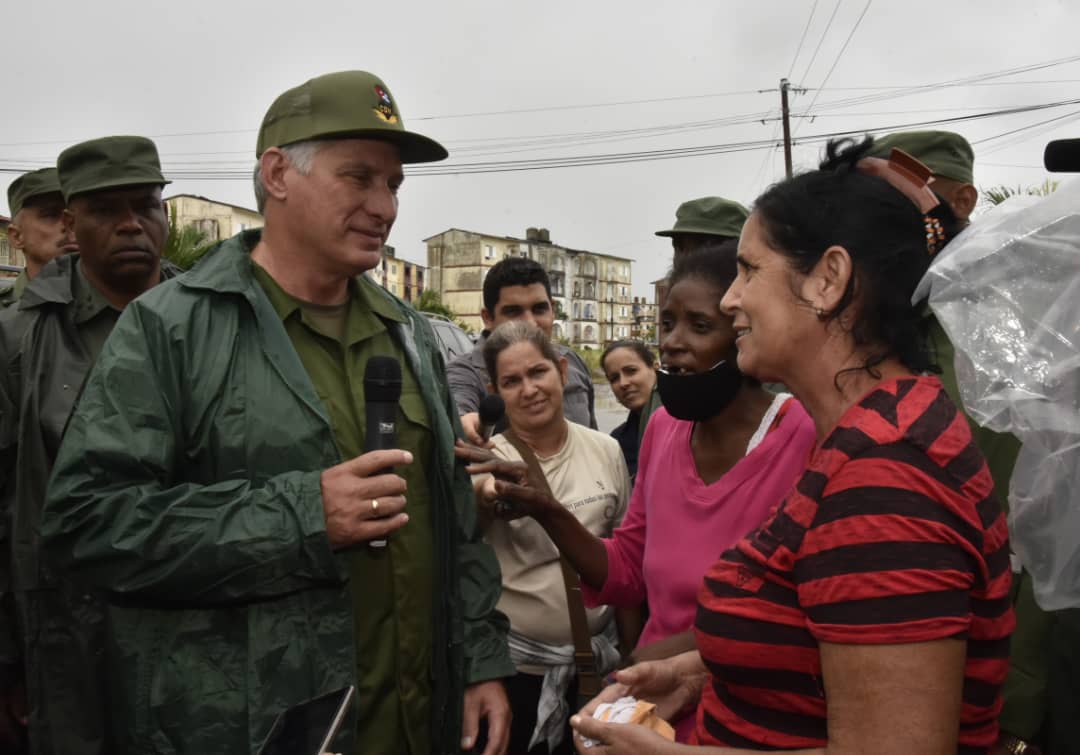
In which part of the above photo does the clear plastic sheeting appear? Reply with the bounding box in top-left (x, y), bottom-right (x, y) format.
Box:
top-left (916, 180), bottom-right (1080, 610)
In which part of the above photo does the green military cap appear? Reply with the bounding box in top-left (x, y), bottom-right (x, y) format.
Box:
top-left (57, 135), bottom-right (170, 202)
top-left (7, 167), bottom-right (63, 217)
top-left (655, 196), bottom-right (749, 239)
top-left (256, 70), bottom-right (448, 163)
top-left (870, 130), bottom-right (974, 185)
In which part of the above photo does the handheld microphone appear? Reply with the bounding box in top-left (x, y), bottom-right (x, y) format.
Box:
top-left (477, 394), bottom-right (506, 443)
top-left (1044, 139), bottom-right (1080, 172)
top-left (363, 356), bottom-right (402, 549)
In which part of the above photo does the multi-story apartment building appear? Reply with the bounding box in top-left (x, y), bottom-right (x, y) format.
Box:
top-left (366, 245), bottom-right (426, 303)
top-left (164, 194), bottom-right (264, 242)
top-left (0, 215), bottom-right (18, 269)
top-left (425, 226), bottom-right (633, 349)
top-left (631, 296), bottom-right (657, 343)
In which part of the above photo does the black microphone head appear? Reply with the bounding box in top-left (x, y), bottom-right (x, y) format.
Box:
top-left (364, 356), bottom-right (402, 403)
top-left (1044, 139), bottom-right (1080, 172)
top-left (478, 394), bottom-right (506, 426)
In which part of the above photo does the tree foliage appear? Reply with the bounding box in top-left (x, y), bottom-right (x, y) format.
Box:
top-left (980, 179), bottom-right (1060, 206)
top-left (162, 216), bottom-right (216, 270)
top-left (414, 289), bottom-right (474, 333)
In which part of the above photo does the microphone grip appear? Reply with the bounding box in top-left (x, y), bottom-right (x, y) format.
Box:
top-left (364, 401), bottom-right (398, 549)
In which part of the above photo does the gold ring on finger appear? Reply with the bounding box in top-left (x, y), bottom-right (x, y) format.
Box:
top-left (371, 499), bottom-right (379, 513)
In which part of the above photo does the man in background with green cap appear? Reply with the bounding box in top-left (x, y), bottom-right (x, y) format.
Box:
top-left (0, 135), bottom-right (178, 755)
top-left (41, 71), bottom-right (513, 755)
top-left (1, 168), bottom-right (78, 308)
top-left (872, 129), bottom-right (1060, 755)
top-left (654, 195), bottom-right (749, 261)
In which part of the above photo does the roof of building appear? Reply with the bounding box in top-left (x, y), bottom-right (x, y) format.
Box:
top-left (422, 227), bottom-right (633, 262)
top-left (0, 214), bottom-right (10, 224)
top-left (165, 193), bottom-right (262, 217)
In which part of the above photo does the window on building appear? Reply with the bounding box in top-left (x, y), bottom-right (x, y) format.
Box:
top-left (196, 218), bottom-right (220, 241)
top-left (485, 244), bottom-right (495, 259)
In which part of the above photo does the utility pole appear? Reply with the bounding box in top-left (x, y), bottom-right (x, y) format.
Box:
top-left (780, 78), bottom-right (793, 179)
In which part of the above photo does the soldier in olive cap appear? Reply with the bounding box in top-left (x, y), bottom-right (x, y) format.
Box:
top-left (0, 135), bottom-right (178, 755)
top-left (1, 168), bottom-right (78, 308)
top-left (870, 130), bottom-right (978, 226)
top-left (655, 196), bottom-right (749, 261)
top-left (41, 71), bottom-right (514, 755)
top-left (872, 129), bottom-right (1059, 755)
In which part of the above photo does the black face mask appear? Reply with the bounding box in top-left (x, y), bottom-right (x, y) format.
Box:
top-left (656, 359), bottom-right (743, 422)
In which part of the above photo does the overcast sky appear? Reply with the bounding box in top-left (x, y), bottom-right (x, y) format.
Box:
top-left (3, 0), bottom-right (1078, 296)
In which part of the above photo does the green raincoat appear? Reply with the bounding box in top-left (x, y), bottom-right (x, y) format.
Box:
top-left (39, 231), bottom-right (512, 754)
top-left (0, 255), bottom-right (180, 755)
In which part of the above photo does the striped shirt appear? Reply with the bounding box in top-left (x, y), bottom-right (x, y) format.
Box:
top-left (693, 376), bottom-right (1014, 753)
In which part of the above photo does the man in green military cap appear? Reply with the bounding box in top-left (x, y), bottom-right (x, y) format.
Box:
top-left (655, 196), bottom-right (749, 261)
top-left (41, 71), bottom-right (514, 755)
top-left (2, 168), bottom-right (79, 308)
top-left (872, 129), bottom-right (1065, 755)
top-left (0, 135), bottom-right (178, 755)
top-left (870, 130), bottom-right (979, 227)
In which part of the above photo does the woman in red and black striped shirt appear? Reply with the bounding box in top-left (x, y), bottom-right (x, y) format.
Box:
top-left (570, 139), bottom-right (1014, 755)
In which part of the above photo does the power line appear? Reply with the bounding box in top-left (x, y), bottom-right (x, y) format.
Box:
top-left (797, 0), bottom-right (844, 85)
top-left (787, 0), bottom-right (820, 78)
top-left (815, 78), bottom-right (1080, 91)
top-left (9, 100), bottom-right (1067, 167)
top-left (7, 98), bottom-right (1071, 179)
top-left (794, 0), bottom-right (873, 135)
top-left (2, 56), bottom-right (1079, 152)
top-left (794, 54), bottom-right (1080, 117)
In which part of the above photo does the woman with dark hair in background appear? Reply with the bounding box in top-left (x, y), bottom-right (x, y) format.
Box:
top-left (600, 340), bottom-right (657, 478)
top-left (571, 139), bottom-right (1015, 755)
top-left (462, 239), bottom-right (816, 740)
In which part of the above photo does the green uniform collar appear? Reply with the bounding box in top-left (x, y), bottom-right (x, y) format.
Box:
top-left (193, 229), bottom-right (406, 325)
top-left (252, 261), bottom-right (405, 330)
top-left (71, 260), bottom-right (120, 324)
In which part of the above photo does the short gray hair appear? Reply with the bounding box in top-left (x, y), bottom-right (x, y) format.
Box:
top-left (483, 321), bottom-right (561, 385)
top-left (252, 140), bottom-right (323, 213)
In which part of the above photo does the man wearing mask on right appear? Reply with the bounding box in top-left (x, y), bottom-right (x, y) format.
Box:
top-left (871, 129), bottom-right (1044, 755)
top-left (2, 168), bottom-right (78, 308)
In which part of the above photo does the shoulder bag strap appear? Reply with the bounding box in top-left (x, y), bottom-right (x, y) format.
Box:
top-left (501, 428), bottom-right (602, 699)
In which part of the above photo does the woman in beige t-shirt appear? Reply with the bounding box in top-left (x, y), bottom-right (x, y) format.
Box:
top-left (471, 321), bottom-right (630, 755)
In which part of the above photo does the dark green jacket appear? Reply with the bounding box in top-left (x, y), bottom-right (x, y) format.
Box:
top-left (40, 231), bottom-right (513, 754)
top-left (0, 255), bottom-right (180, 755)
top-left (0, 270), bottom-right (27, 309)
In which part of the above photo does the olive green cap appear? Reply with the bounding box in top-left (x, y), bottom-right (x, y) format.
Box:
top-left (7, 167), bottom-right (63, 217)
top-left (256, 70), bottom-right (448, 163)
top-left (57, 135), bottom-right (169, 202)
top-left (870, 130), bottom-right (974, 185)
top-left (655, 196), bottom-right (749, 239)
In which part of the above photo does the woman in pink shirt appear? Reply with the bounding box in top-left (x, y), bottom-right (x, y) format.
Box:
top-left (462, 240), bottom-right (816, 738)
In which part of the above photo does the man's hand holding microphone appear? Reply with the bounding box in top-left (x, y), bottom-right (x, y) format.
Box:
top-left (321, 356), bottom-right (411, 549)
